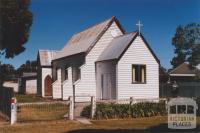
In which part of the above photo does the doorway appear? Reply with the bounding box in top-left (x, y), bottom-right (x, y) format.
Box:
top-left (44, 75), bottom-right (52, 96)
top-left (101, 73), bottom-right (112, 99)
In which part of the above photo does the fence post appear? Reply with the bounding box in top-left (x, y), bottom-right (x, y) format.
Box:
top-left (10, 97), bottom-right (17, 125)
top-left (130, 97), bottom-right (133, 105)
top-left (69, 96), bottom-right (74, 120)
top-left (91, 96), bottom-right (96, 119)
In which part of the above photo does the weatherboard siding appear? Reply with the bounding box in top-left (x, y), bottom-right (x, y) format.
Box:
top-left (52, 69), bottom-right (62, 99)
top-left (74, 21), bottom-right (123, 101)
top-left (62, 67), bottom-right (73, 100)
top-left (117, 36), bottom-right (159, 99)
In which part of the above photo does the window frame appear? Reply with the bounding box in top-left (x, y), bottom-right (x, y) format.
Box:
top-left (74, 67), bottom-right (81, 82)
top-left (55, 68), bottom-right (58, 81)
top-left (132, 64), bottom-right (146, 84)
top-left (64, 67), bottom-right (68, 80)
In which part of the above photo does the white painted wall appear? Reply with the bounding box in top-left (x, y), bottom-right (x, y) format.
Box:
top-left (26, 79), bottom-right (37, 94)
top-left (41, 68), bottom-right (52, 97)
top-left (62, 67), bottom-right (73, 100)
top-left (52, 69), bottom-right (62, 99)
top-left (117, 36), bottom-right (159, 99)
top-left (75, 21), bottom-right (123, 101)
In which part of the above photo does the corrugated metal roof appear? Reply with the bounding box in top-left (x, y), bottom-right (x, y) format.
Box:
top-left (97, 32), bottom-right (137, 61)
top-left (38, 50), bottom-right (59, 66)
top-left (169, 62), bottom-right (199, 75)
top-left (22, 72), bottom-right (37, 78)
top-left (53, 17), bottom-right (115, 60)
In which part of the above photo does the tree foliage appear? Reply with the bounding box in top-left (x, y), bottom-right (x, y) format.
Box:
top-left (0, 0), bottom-right (33, 58)
top-left (16, 60), bottom-right (37, 76)
top-left (171, 23), bottom-right (200, 68)
top-left (0, 62), bottom-right (16, 84)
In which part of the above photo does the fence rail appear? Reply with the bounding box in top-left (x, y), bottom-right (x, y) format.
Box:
top-left (17, 101), bottom-right (69, 123)
top-left (97, 98), bottom-right (167, 104)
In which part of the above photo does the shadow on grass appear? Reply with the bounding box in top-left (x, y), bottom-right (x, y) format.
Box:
top-left (64, 124), bottom-right (200, 133)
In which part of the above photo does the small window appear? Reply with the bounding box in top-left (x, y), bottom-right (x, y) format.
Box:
top-left (55, 68), bottom-right (58, 80)
top-left (74, 67), bottom-right (81, 81)
top-left (132, 65), bottom-right (146, 83)
top-left (65, 68), bottom-right (68, 80)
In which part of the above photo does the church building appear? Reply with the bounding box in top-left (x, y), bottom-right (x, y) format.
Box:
top-left (37, 16), bottom-right (160, 101)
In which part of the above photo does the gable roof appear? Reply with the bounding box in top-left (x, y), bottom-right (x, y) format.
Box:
top-left (169, 62), bottom-right (199, 76)
top-left (38, 50), bottom-right (59, 66)
top-left (97, 32), bottom-right (160, 64)
top-left (97, 32), bottom-right (137, 61)
top-left (53, 16), bottom-right (125, 60)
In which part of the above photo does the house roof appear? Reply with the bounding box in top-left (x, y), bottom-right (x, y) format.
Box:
top-left (21, 72), bottom-right (37, 78)
top-left (97, 32), bottom-right (137, 61)
top-left (38, 50), bottom-right (59, 66)
top-left (169, 62), bottom-right (199, 76)
top-left (97, 32), bottom-right (160, 63)
top-left (53, 16), bottom-right (124, 60)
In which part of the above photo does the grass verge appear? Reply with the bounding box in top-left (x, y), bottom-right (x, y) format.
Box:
top-left (17, 103), bottom-right (68, 122)
top-left (0, 116), bottom-right (199, 133)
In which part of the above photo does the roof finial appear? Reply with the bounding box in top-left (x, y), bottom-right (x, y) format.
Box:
top-left (136, 20), bottom-right (143, 36)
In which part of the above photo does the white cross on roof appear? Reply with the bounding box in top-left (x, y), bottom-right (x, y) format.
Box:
top-left (136, 20), bottom-right (143, 35)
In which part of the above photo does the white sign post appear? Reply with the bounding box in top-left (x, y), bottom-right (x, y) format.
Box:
top-left (69, 96), bottom-right (74, 120)
top-left (10, 97), bottom-right (17, 125)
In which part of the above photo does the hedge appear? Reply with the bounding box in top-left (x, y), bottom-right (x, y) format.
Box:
top-left (81, 98), bottom-right (200, 119)
top-left (81, 101), bottom-right (167, 119)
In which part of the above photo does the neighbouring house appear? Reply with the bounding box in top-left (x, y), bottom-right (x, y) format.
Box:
top-left (37, 50), bottom-right (58, 97)
top-left (3, 81), bottom-right (19, 93)
top-left (169, 62), bottom-right (200, 82)
top-left (38, 16), bottom-right (160, 101)
top-left (18, 72), bottom-right (37, 94)
top-left (159, 62), bottom-right (200, 98)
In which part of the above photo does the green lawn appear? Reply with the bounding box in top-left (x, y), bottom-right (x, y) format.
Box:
top-left (1, 116), bottom-right (199, 133)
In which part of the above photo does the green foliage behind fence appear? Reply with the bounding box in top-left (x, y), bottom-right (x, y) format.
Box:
top-left (81, 101), bottom-right (167, 119)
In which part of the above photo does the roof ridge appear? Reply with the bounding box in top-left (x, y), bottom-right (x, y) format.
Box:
top-left (39, 49), bottom-right (59, 52)
top-left (71, 16), bottom-right (115, 37)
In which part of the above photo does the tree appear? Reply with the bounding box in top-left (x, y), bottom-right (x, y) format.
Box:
top-left (159, 66), bottom-right (169, 83)
top-left (0, 0), bottom-right (33, 58)
top-left (171, 23), bottom-right (200, 68)
top-left (0, 0), bottom-right (33, 86)
top-left (16, 60), bottom-right (37, 76)
top-left (0, 62), bottom-right (16, 84)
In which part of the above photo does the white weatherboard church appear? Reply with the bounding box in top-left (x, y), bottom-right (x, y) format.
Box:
top-left (37, 16), bottom-right (160, 101)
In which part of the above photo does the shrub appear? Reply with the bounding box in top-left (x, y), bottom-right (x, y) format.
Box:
top-left (80, 104), bottom-right (91, 118)
top-left (81, 101), bottom-right (167, 119)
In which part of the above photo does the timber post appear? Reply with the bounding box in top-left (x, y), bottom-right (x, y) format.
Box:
top-left (69, 96), bottom-right (74, 120)
top-left (91, 96), bottom-right (96, 119)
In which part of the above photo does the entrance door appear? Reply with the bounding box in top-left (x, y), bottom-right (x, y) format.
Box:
top-left (44, 75), bottom-right (52, 96)
top-left (101, 74), bottom-right (112, 99)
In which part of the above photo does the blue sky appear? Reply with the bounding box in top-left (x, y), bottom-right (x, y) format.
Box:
top-left (2, 0), bottom-right (200, 69)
